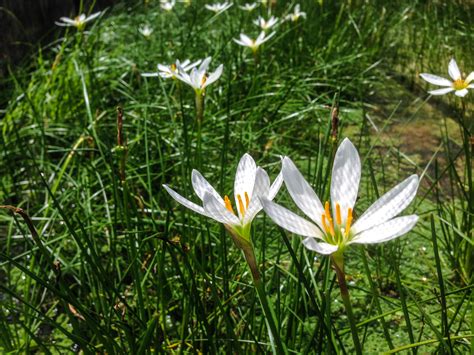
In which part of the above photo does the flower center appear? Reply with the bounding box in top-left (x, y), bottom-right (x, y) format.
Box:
top-left (321, 201), bottom-right (353, 245)
top-left (201, 75), bottom-right (207, 87)
top-left (171, 63), bottom-right (177, 72)
top-left (453, 78), bottom-right (468, 90)
top-left (224, 192), bottom-right (250, 217)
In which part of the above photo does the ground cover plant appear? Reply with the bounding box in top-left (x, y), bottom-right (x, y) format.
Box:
top-left (0, 0), bottom-right (473, 353)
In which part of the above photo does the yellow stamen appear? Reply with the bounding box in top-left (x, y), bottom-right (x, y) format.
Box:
top-left (322, 215), bottom-right (330, 234)
top-left (201, 75), bottom-right (207, 86)
top-left (453, 79), bottom-right (468, 90)
top-left (237, 194), bottom-right (245, 216)
top-left (171, 63), bottom-right (177, 72)
top-left (324, 201), bottom-right (331, 222)
top-left (345, 208), bottom-right (353, 236)
top-left (328, 217), bottom-right (335, 237)
top-left (335, 203), bottom-right (342, 225)
top-left (224, 195), bottom-right (235, 215)
top-left (244, 192), bottom-right (250, 208)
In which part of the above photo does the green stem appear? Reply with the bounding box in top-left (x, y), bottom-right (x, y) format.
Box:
top-left (247, 249), bottom-right (287, 355)
top-left (195, 93), bottom-right (204, 168)
top-left (332, 257), bottom-right (362, 355)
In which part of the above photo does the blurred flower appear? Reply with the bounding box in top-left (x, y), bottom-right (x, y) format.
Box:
top-left (205, 2), bottom-right (233, 13)
top-left (262, 138), bottom-right (419, 257)
top-left (285, 4), bottom-right (306, 22)
top-left (175, 57), bottom-right (223, 95)
top-left (253, 16), bottom-right (278, 30)
top-left (56, 12), bottom-right (101, 30)
top-left (160, 0), bottom-right (176, 11)
top-left (138, 25), bottom-right (153, 38)
top-left (142, 59), bottom-right (201, 79)
top-left (420, 58), bottom-right (474, 97)
top-left (233, 31), bottom-right (275, 52)
top-left (164, 154), bottom-right (283, 242)
top-left (239, 2), bottom-right (258, 11)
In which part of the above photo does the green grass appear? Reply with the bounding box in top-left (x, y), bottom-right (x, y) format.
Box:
top-left (0, 0), bottom-right (473, 353)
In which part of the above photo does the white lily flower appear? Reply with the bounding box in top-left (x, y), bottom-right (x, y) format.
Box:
top-left (175, 57), bottom-right (223, 94)
top-left (262, 138), bottom-right (419, 256)
top-left (56, 12), bottom-right (101, 30)
top-left (163, 154), bottom-right (283, 241)
top-left (160, 0), bottom-right (176, 11)
top-left (285, 4), bottom-right (306, 22)
top-left (239, 2), bottom-right (258, 11)
top-left (142, 59), bottom-right (201, 79)
top-left (253, 16), bottom-right (278, 30)
top-left (205, 2), bottom-right (233, 13)
top-left (420, 58), bottom-right (474, 97)
top-left (138, 25), bottom-right (153, 38)
top-left (233, 31), bottom-right (275, 52)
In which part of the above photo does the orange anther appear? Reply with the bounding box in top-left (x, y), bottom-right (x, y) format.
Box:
top-left (224, 195), bottom-right (235, 215)
top-left (244, 192), bottom-right (250, 208)
top-left (237, 194), bottom-right (245, 216)
top-left (322, 215), bottom-right (330, 234)
top-left (345, 208), bottom-right (353, 236)
top-left (335, 203), bottom-right (342, 225)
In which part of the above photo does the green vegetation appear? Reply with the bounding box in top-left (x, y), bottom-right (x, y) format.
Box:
top-left (0, 0), bottom-right (472, 353)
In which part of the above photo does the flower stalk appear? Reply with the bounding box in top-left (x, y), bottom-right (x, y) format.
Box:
top-left (331, 255), bottom-right (362, 355)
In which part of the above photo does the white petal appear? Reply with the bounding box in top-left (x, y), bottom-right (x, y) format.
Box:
top-left (243, 167), bottom-right (270, 224)
top-left (261, 198), bottom-right (323, 239)
top-left (191, 169), bottom-right (223, 203)
top-left (352, 175), bottom-right (418, 234)
top-left (455, 89), bottom-right (469, 97)
top-left (59, 17), bottom-right (76, 25)
top-left (330, 138), bottom-right (361, 224)
top-left (302, 238), bottom-right (338, 255)
top-left (350, 215), bottom-right (418, 244)
top-left (234, 39), bottom-right (248, 47)
top-left (84, 12), bottom-right (101, 23)
top-left (163, 185), bottom-right (207, 216)
top-left (419, 73), bottom-right (452, 87)
top-left (204, 64), bottom-right (223, 88)
top-left (465, 72), bottom-right (474, 85)
top-left (234, 153), bottom-right (257, 219)
top-left (428, 87), bottom-right (455, 95)
top-left (448, 58), bottom-right (461, 81)
top-left (282, 157), bottom-right (325, 229)
top-left (141, 72), bottom-right (159, 77)
top-left (203, 192), bottom-right (240, 225)
top-left (269, 171), bottom-right (283, 200)
top-left (198, 57), bottom-right (211, 72)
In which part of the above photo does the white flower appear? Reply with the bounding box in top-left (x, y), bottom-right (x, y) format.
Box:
top-left (239, 2), bottom-right (258, 11)
top-left (253, 16), bottom-right (278, 30)
top-left (233, 31), bottom-right (275, 52)
top-left (261, 138), bottom-right (419, 256)
top-left (420, 58), bottom-right (474, 97)
top-left (175, 57), bottom-right (223, 94)
top-left (142, 59), bottom-right (201, 79)
top-left (163, 154), bottom-right (283, 240)
top-left (138, 25), bottom-right (153, 38)
top-left (160, 0), bottom-right (176, 11)
top-left (56, 12), bottom-right (101, 30)
top-left (205, 2), bottom-right (233, 13)
top-left (285, 4), bottom-right (306, 22)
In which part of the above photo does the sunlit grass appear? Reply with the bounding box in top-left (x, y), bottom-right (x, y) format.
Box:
top-left (0, 0), bottom-right (472, 353)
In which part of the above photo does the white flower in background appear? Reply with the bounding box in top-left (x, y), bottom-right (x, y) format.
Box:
top-left (160, 0), bottom-right (176, 11)
top-left (285, 4), bottom-right (306, 22)
top-left (261, 138), bottom-right (419, 256)
top-left (420, 58), bottom-right (474, 97)
top-left (205, 2), bottom-right (233, 13)
top-left (142, 59), bottom-right (201, 79)
top-left (253, 16), bottom-right (278, 30)
top-left (56, 12), bottom-right (101, 30)
top-left (233, 31), bottom-right (275, 52)
top-left (138, 25), bottom-right (153, 38)
top-left (164, 154), bottom-right (283, 241)
top-left (239, 2), bottom-right (258, 11)
top-left (175, 57), bottom-right (223, 94)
